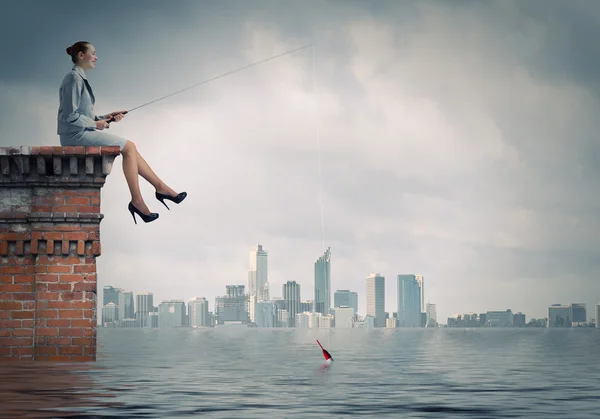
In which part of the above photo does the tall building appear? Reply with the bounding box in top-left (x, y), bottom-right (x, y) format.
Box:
top-left (426, 302), bottom-right (437, 327)
top-left (248, 244), bottom-right (269, 300)
top-left (397, 275), bottom-right (421, 327)
top-left (118, 290), bottom-right (135, 320)
top-left (571, 303), bottom-right (586, 324)
top-left (415, 274), bottom-right (425, 313)
top-left (158, 300), bottom-right (187, 327)
top-left (136, 292), bottom-right (154, 328)
top-left (248, 244), bottom-right (269, 323)
top-left (314, 247), bottom-right (331, 315)
top-left (283, 281), bottom-right (301, 327)
top-left (188, 297), bottom-right (210, 327)
top-left (366, 273), bottom-right (385, 327)
top-left (215, 285), bottom-right (248, 325)
top-left (334, 290), bottom-right (358, 314)
top-left (548, 304), bottom-right (572, 327)
top-left (104, 285), bottom-right (120, 319)
top-left (596, 304), bottom-right (600, 328)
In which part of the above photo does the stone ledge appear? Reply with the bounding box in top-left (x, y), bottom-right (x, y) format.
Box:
top-left (0, 146), bottom-right (120, 156)
top-left (0, 146), bottom-right (120, 184)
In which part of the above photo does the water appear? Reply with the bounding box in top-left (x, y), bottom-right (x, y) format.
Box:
top-left (1, 328), bottom-right (599, 418)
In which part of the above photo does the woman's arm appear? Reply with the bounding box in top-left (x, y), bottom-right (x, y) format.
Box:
top-left (62, 75), bottom-right (97, 129)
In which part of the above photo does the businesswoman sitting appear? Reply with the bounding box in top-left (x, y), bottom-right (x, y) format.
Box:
top-left (57, 41), bottom-right (187, 224)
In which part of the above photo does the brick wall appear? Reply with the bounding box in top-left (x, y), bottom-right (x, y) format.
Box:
top-left (0, 146), bottom-right (119, 361)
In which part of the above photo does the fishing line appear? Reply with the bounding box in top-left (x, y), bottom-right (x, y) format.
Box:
top-left (311, 43), bottom-right (333, 354)
top-left (107, 43), bottom-right (313, 123)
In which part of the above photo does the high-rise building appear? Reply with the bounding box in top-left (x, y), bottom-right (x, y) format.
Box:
top-left (314, 247), bottom-right (331, 315)
top-left (548, 304), bottom-right (572, 327)
top-left (426, 302), bottom-right (437, 327)
top-left (158, 300), bottom-right (187, 327)
top-left (136, 292), bottom-right (154, 328)
top-left (334, 290), bottom-right (358, 314)
top-left (248, 244), bottom-right (269, 300)
top-left (118, 290), bottom-right (135, 320)
top-left (215, 285), bottom-right (248, 325)
top-left (596, 304), bottom-right (600, 328)
top-left (283, 281), bottom-right (301, 327)
top-left (366, 273), bottom-right (385, 327)
top-left (397, 275), bottom-right (421, 327)
top-left (188, 297), bottom-right (210, 327)
top-left (248, 244), bottom-right (269, 323)
top-left (415, 274), bottom-right (425, 313)
top-left (571, 303), bottom-right (586, 324)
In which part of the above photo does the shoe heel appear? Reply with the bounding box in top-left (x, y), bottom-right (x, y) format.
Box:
top-left (157, 197), bottom-right (170, 210)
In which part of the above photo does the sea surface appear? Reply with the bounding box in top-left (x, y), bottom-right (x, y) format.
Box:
top-left (1, 327), bottom-right (600, 418)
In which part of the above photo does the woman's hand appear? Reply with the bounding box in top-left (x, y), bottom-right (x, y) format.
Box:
top-left (95, 119), bottom-right (109, 130)
top-left (108, 110), bottom-right (127, 122)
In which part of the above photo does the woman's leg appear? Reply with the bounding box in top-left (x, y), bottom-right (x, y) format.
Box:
top-left (135, 150), bottom-right (178, 197)
top-left (121, 141), bottom-right (152, 215)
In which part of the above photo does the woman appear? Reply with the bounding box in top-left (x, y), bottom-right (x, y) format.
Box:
top-left (58, 41), bottom-right (187, 224)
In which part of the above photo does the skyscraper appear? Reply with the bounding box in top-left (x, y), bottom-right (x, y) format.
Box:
top-left (283, 281), bottom-right (301, 327)
top-left (248, 244), bottom-right (269, 300)
top-left (314, 247), bottom-right (331, 315)
top-left (334, 290), bottom-right (359, 315)
top-left (397, 275), bottom-right (421, 327)
top-left (366, 273), bottom-right (385, 327)
top-left (248, 244), bottom-right (268, 322)
top-left (415, 274), bottom-right (425, 313)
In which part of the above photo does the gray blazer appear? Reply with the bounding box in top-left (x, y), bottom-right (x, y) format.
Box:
top-left (57, 65), bottom-right (108, 134)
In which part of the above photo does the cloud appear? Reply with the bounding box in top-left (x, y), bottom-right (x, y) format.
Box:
top-left (1, 0), bottom-right (600, 322)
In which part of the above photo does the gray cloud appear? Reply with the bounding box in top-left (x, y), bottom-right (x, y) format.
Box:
top-left (1, 0), bottom-right (600, 321)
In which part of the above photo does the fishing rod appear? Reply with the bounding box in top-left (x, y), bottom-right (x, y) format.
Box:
top-left (107, 43), bottom-right (312, 123)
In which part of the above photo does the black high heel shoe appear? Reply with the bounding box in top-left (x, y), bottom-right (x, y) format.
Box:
top-left (155, 191), bottom-right (187, 210)
top-left (128, 202), bottom-right (159, 224)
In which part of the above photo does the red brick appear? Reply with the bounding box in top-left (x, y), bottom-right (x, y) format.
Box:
top-left (59, 274), bottom-right (84, 283)
top-left (59, 309), bottom-right (83, 319)
top-left (47, 301), bottom-right (73, 309)
top-left (69, 300), bottom-right (94, 309)
top-left (36, 274), bottom-right (58, 283)
top-left (73, 282), bottom-right (95, 292)
top-left (12, 329), bottom-right (33, 337)
top-left (48, 283), bottom-right (71, 291)
top-left (46, 239), bottom-right (54, 254)
top-left (64, 232), bottom-right (88, 241)
top-left (44, 232), bottom-right (63, 241)
top-left (0, 302), bottom-right (22, 310)
top-left (78, 206), bottom-right (100, 213)
top-left (71, 319), bottom-right (94, 328)
top-left (53, 205), bottom-right (77, 212)
top-left (37, 310), bottom-right (58, 318)
top-left (77, 241), bottom-right (85, 255)
top-left (59, 346), bottom-right (83, 355)
top-left (0, 233), bottom-right (19, 241)
top-left (66, 197), bottom-right (89, 205)
top-left (37, 292), bottom-right (60, 301)
top-left (36, 328), bottom-right (58, 337)
top-left (46, 319), bottom-right (71, 327)
top-left (73, 264), bottom-right (95, 273)
top-left (0, 266), bottom-right (27, 274)
top-left (14, 275), bottom-right (34, 283)
top-left (12, 293), bottom-right (35, 301)
top-left (86, 146), bottom-right (101, 155)
top-left (47, 337), bottom-right (71, 345)
top-left (0, 284), bottom-right (23, 292)
top-left (12, 347), bottom-right (34, 356)
top-left (47, 265), bottom-right (71, 273)
top-left (59, 328), bottom-right (83, 337)
top-left (12, 311), bottom-right (34, 319)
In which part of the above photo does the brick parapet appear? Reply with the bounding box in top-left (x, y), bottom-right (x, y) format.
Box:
top-left (0, 146), bottom-right (119, 361)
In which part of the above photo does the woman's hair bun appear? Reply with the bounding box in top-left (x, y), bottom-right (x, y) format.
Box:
top-left (66, 46), bottom-right (73, 55)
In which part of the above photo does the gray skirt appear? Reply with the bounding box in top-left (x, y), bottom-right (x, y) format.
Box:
top-left (60, 129), bottom-right (128, 151)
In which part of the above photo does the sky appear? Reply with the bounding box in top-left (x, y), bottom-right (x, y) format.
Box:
top-left (1, 0), bottom-right (599, 323)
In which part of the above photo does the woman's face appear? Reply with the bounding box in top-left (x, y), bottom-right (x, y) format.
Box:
top-left (78, 44), bottom-right (97, 70)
